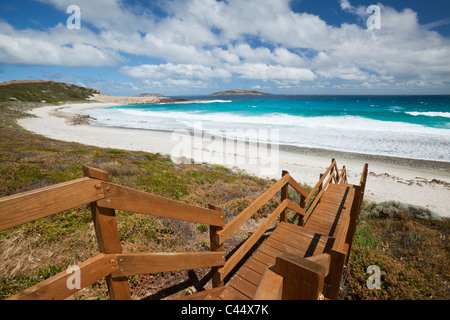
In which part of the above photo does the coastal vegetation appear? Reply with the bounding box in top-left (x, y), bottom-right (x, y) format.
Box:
top-left (0, 82), bottom-right (448, 300)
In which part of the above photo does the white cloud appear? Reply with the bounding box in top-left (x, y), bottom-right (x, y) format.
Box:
top-left (0, 22), bottom-right (121, 66)
top-left (1, 0), bottom-right (450, 92)
top-left (229, 63), bottom-right (316, 83)
top-left (120, 63), bottom-right (232, 80)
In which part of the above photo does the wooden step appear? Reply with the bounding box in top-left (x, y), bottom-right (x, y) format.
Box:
top-left (304, 184), bottom-right (355, 238)
top-left (225, 222), bottom-right (334, 299)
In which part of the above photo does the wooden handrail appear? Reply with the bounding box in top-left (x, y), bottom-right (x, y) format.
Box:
top-left (305, 159), bottom-right (336, 205)
top-left (332, 209), bottom-right (350, 252)
top-left (0, 177), bottom-right (105, 232)
top-left (286, 199), bottom-right (305, 216)
top-left (332, 159), bottom-right (340, 184)
top-left (97, 182), bottom-right (225, 227)
top-left (360, 163), bottom-right (369, 190)
top-left (6, 251), bottom-right (226, 300)
top-left (112, 252), bottom-right (225, 277)
top-left (303, 171), bottom-right (335, 224)
top-left (287, 176), bottom-right (309, 198)
top-left (1, 160), bottom-right (364, 300)
top-left (217, 200), bottom-right (289, 283)
top-left (338, 166), bottom-right (347, 184)
top-left (7, 253), bottom-right (118, 300)
top-left (215, 174), bottom-right (290, 245)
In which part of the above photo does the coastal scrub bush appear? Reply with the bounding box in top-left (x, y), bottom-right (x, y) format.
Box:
top-left (369, 200), bottom-right (442, 221)
top-left (344, 203), bottom-right (449, 300)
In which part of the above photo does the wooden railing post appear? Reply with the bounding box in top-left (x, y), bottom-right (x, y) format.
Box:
top-left (275, 253), bottom-right (326, 300)
top-left (83, 166), bottom-right (131, 300)
top-left (324, 249), bottom-right (346, 300)
top-left (345, 184), bottom-right (362, 264)
top-left (208, 204), bottom-right (225, 288)
top-left (298, 193), bottom-right (305, 226)
top-left (318, 173), bottom-right (324, 193)
top-left (254, 267), bottom-right (283, 300)
top-left (280, 171), bottom-right (288, 222)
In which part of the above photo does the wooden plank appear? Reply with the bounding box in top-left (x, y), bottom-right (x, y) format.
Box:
top-left (305, 172), bottom-right (335, 221)
top-left (82, 165), bottom-right (110, 181)
top-left (219, 287), bottom-right (250, 300)
top-left (277, 221), bottom-right (322, 237)
top-left (270, 232), bottom-right (325, 257)
top-left (253, 268), bottom-right (283, 300)
top-left (306, 253), bottom-right (331, 277)
top-left (236, 266), bottom-right (264, 286)
top-left (287, 199), bottom-right (305, 216)
top-left (8, 254), bottom-right (118, 300)
top-left (245, 257), bottom-right (270, 275)
top-left (97, 182), bottom-right (225, 227)
top-left (306, 159), bottom-right (336, 205)
top-left (345, 185), bottom-right (362, 248)
top-left (287, 176), bottom-right (309, 198)
top-left (203, 292), bottom-right (222, 300)
top-left (229, 275), bottom-right (258, 299)
top-left (217, 200), bottom-right (287, 282)
top-left (0, 177), bottom-right (104, 231)
top-left (276, 253), bottom-right (326, 300)
top-left (252, 251), bottom-right (276, 267)
top-left (332, 210), bottom-right (350, 252)
top-left (113, 252), bottom-right (225, 277)
top-left (276, 223), bottom-right (329, 247)
top-left (270, 228), bottom-right (322, 250)
top-left (263, 237), bottom-right (306, 258)
top-left (217, 174), bottom-right (289, 244)
top-left (175, 287), bottom-right (226, 300)
top-left (257, 242), bottom-right (284, 259)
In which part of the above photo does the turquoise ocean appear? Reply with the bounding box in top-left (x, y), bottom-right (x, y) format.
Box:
top-left (84, 95), bottom-right (450, 162)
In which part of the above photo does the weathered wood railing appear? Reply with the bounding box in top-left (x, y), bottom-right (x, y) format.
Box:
top-left (0, 165), bottom-right (226, 300)
top-left (254, 162), bottom-right (368, 300)
top-left (209, 171), bottom-right (309, 287)
top-left (302, 158), bottom-right (347, 225)
top-left (0, 160), bottom-right (365, 300)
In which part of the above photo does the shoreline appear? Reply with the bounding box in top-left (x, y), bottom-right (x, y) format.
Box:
top-left (17, 100), bottom-right (450, 218)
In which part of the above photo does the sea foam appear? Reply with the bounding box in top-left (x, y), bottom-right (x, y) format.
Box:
top-left (85, 106), bottom-right (450, 162)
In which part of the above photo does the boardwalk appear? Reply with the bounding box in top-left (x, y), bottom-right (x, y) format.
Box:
top-left (179, 161), bottom-right (368, 300)
top-left (1, 160), bottom-right (368, 300)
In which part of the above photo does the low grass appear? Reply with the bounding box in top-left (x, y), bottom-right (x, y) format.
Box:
top-left (0, 98), bottom-right (275, 299)
top-left (0, 91), bottom-right (448, 300)
top-left (342, 201), bottom-right (450, 300)
top-left (0, 81), bottom-right (98, 103)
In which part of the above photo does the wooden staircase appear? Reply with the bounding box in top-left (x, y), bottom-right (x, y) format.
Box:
top-left (178, 161), bottom-right (368, 300)
top-left (1, 159), bottom-right (368, 300)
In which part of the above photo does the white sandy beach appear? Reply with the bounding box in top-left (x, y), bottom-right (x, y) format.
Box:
top-left (18, 99), bottom-right (450, 218)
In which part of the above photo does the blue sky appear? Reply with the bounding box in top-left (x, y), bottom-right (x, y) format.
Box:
top-left (1, 0), bottom-right (450, 96)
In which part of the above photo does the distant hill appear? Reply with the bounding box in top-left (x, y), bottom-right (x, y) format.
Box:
top-left (134, 93), bottom-right (164, 97)
top-left (210, 89), bottom-right (270, 96)
top-left (0, 80), bottom-right (99, 103)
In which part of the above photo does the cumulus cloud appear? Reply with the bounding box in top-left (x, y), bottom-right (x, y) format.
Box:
top-left (229, 63), bottom-right (316, 83)
top-left (120, 63), bottom-right (232, 80)
top-left (1, 0), bottom-right (449, 92)
top-left (0, 22), bottom-right (121, 66)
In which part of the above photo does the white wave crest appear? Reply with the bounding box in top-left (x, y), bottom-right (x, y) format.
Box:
top-left (406, 111), bottom-right (450, 118)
